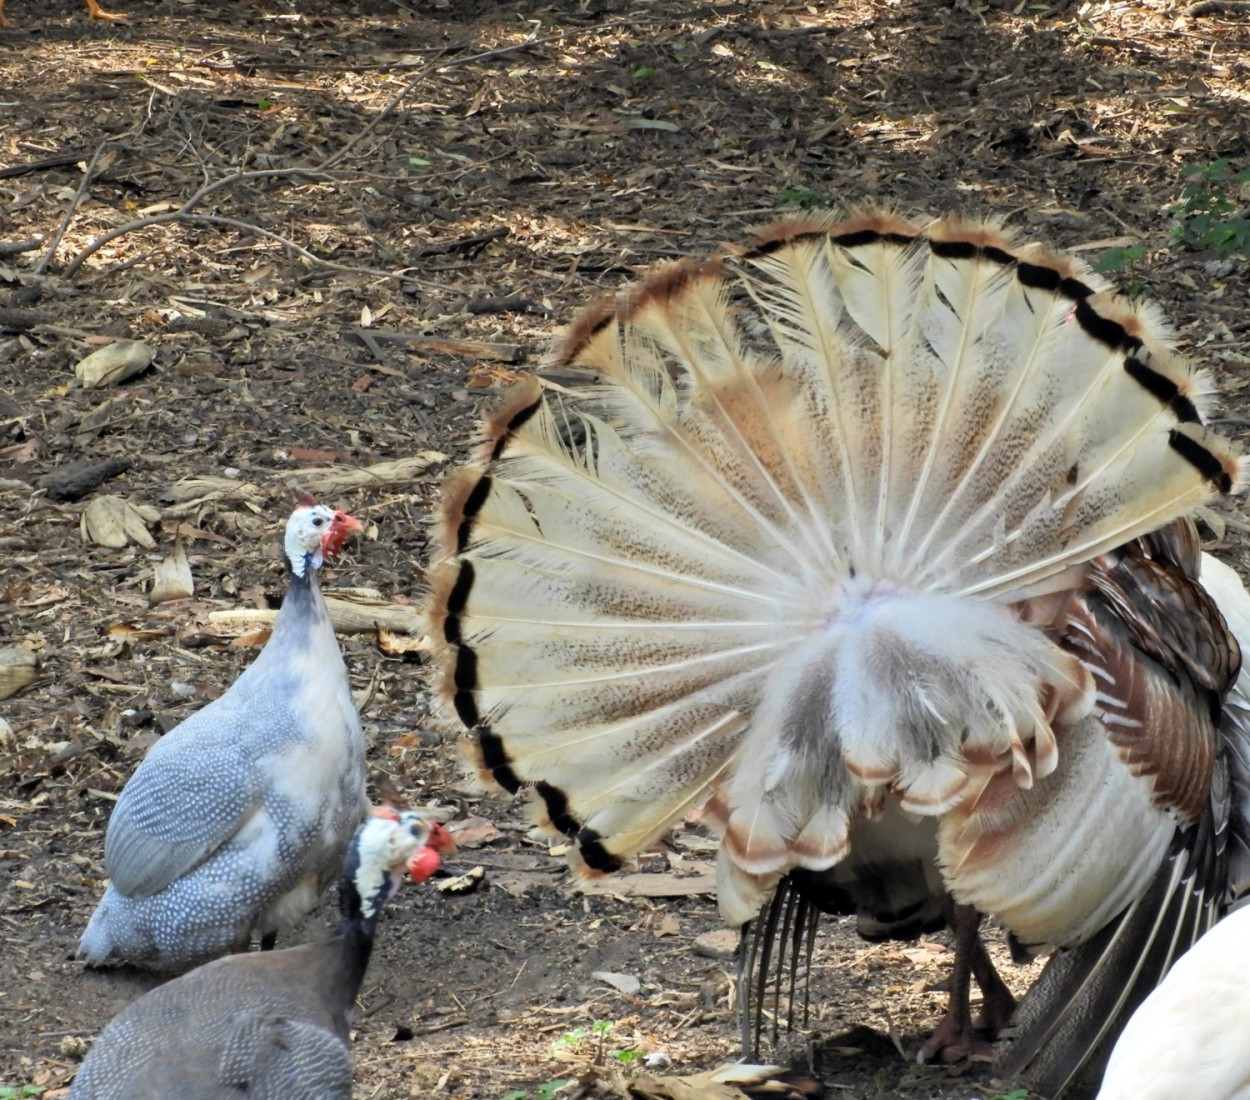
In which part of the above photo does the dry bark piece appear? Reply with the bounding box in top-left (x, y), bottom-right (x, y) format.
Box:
top-left (150, 538), bottom-right (194, 604)
top-left (206, 592), bottom-right (422, 636)
top-left (81, 495), bottom-right (158, 549)
top-left (38, 457), bottom-right (131, 502)
top-left (434, 866), bottom-right (486, 895)
top-left (275, 454), bottom-right (445, 494)
top-left (0, 307), bottom-right (53, 332)
top-left (0, 647), bottom-right (37, 700)
top-left (75, 340), bottom-right (154, 389)
top-left (345, 328), bottom-right (527, 364)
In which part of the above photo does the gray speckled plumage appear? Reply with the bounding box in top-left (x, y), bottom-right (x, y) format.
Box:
top-left (77, 504), bottom-right (368, 973)
top-left (68, 950), bottom-right (354, 1099)
top-left (68, 812), bottom-right (438, 1100)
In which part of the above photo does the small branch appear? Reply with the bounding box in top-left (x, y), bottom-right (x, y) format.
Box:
top-left (416, 226), bottom-right (511, 257)
top-left (36, 94), bottom-right (157, 276)
top-left (36, 140), bottom-right (115, 277)
top-left (61, 167), bottom-right (330, 279)
top-left (0, 239), bottom-right (43, 258)
top-left (345, 328), bottom-right (527, 363)
top-left (0, 154), bottom-right (84, 180)
top-left (184, 214), bottom-right (457, 287)
top-left (1188, 0), bottom-right (1250, 13)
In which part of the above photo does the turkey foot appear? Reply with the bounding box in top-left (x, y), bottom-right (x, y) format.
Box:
top-left (971, 933), bottom-right (1016, 1034)
top-left (917, 903), bottom-right (998, 1064)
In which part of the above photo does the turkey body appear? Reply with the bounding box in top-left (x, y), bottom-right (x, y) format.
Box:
top-left (78, 504), bottom-right (368, 972)
top-left (425, 210), bottom-right (1250, 1093)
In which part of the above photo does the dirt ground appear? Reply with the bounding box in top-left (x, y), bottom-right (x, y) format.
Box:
top-left (2, 0), bottom-right (1249, 1097)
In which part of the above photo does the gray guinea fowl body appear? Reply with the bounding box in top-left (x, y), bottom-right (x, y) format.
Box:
top-left (69, 943), bottom-right (358, 1099)
top-left (68, 811), bottom-right (442, 1100)
top-left (77, 508), bottom-right (368, 972)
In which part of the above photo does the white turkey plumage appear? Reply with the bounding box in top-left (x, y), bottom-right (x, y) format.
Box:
top-left (78, 496), bottom-right (368, 972)
top-left (1095, 903), bottom-right (1250, 1100)
top-left (423, 209), bottom-right (1250, 1092)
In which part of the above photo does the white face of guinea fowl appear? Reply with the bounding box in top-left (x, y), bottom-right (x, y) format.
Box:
top-left (284, 502), bottom-right (361, 578)
top-left (354, 812), bottom-right (438, 918)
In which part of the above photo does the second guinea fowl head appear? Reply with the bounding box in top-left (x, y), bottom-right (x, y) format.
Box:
top-left (348, 810), bottom-right (456, 921)
top-left (284, 492), bottom-right (362, 579)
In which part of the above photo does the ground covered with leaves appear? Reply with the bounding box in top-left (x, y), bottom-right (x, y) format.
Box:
top-left (2, 0), bottom-right (1250, 1097)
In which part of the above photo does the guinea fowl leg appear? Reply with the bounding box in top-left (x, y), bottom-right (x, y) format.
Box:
top-left (917, 903), bottom-right (997, 1064)
top-left (84, 0), bottom-right (130, 20)
top-left (260, 932), bottom-right (277, 951)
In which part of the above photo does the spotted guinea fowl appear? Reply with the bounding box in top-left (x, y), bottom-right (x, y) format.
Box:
top-left (68, 809), bottom-right (454, 1100)
top-left (424, 208), bottom-right (1250, 1089)
top-left (78, 495), bottom-right (368, 972)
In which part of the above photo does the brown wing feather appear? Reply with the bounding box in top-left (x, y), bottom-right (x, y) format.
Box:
top-left (1073, 523), bottom-right (1239, 822)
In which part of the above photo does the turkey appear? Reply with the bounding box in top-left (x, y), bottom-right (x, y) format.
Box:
top-left (423, 208), bottom-right (1250, 1091)
top-left (78, 495), bottom-right (369, 972)
top-left (68, 809), bottom-right (455, 1100)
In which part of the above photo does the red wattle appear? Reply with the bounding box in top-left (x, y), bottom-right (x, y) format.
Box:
top-left (407, 846), bottom-right (442, 884)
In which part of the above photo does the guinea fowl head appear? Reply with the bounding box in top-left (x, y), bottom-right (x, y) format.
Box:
top-left (346, 810), bottom-right (447, 921)
top-left (284, 493), bottom-right (362, 579)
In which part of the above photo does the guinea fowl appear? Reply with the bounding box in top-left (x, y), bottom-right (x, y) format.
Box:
top-left (68, 809), bottom-right (455, 1100)
top-left (425, 208), bottom-right (1250, 1092)
top-left (78, 495), bottom-right (369, 972)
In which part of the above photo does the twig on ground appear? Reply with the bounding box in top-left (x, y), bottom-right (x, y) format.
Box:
top-left (36, 95), bottom-right (157, 277)
top-left (1188, 0), bottom-right (1250, 13)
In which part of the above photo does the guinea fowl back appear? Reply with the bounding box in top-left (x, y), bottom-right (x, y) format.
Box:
top-left (70, 948), bottom-right (356, 1100)
top-left (426, 209), bottom-right (1250, 1089)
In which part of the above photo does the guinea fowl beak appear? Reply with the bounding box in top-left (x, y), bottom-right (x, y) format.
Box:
top-left (426, 821), bottom-right (457, 854)
top-left (407, 825), bottom-right (455, 885)
top-left (321, 511), bottom-right (363, 558)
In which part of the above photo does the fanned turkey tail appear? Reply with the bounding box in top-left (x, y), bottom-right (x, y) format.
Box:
top-left (425, 208), bottom-right (1248, 1089)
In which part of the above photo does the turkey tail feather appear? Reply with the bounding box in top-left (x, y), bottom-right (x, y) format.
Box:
top-left (428, 210), bottom-right (1241, 888)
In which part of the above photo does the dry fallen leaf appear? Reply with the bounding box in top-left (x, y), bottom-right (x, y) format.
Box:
top-left (105, 623), bottom-right (177, 641)
top-left (434, 866), bottom-right (486, 895)
top-left (376, 627), bottom-right (428, 657)
top-left (150, 538), bottom-right (194, 605)
top-left (75, 340), bottom-right (154, 389)
top-left (0, 647), bottom-right (38, 699)
top-left (81, 496), bottom-right (158, 549)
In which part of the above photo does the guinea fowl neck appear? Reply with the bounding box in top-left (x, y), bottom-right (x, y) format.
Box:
top-left (326, 878), bottom-right (384, 1015)
top-left (273, 551), bottom-right (326, 638)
